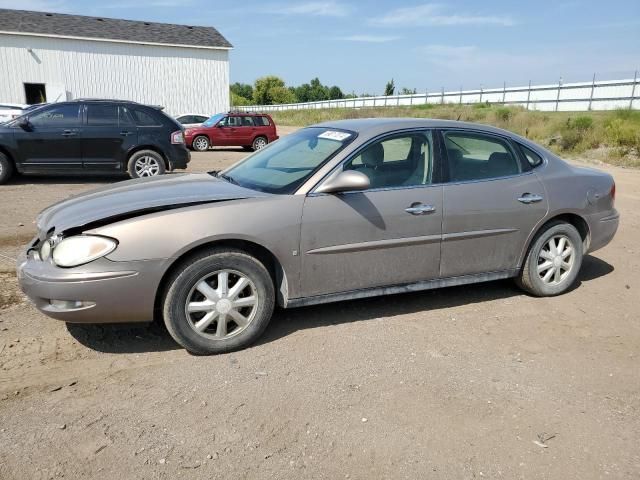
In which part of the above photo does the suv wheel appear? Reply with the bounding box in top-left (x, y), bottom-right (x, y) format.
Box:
top-left (193, 136), bottom-right (210, 152)
top-left (252, 136), bottom-right (268, 151)
top-left (0, 152), bottom-right (14, 184)
top-left (163, 249), bottom-right (275, 355)
top-left (127, 150), bottom-right (166, 179)
top-left (517, 221), bottom-right (583, 296)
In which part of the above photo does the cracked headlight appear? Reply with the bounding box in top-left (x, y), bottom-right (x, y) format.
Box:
top-left (52, 235), bottom-right (117, 267)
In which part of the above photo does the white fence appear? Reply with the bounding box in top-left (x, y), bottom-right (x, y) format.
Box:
top-left (240, 74), bottom-right (640, 113)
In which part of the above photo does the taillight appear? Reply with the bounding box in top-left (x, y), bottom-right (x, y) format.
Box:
top-left (171, 130), bottom-right (185, 144)
top-left (610, 182), bottom-right (616, 205)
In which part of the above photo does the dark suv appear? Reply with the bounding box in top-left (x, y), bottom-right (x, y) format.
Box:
top-left (0, 99), bottom-right (190, 184)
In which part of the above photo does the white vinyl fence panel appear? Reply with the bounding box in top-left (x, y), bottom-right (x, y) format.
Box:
top-left (241, 75), bottom-right (640, 113)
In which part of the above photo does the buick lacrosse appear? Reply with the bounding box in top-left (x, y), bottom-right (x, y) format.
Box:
top-left (18, 119), bottom-right (619, 354)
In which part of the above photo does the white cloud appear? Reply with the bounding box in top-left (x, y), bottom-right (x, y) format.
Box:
top-left (338, 34), bottom-right (400, 43)
top-left (371, 4), bottom-right (515, 27)
top-left (266, 1), bottom-right (352, 17)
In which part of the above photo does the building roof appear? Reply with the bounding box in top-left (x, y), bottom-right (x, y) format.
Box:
top-left (0, 9), bottom-right (232, 50)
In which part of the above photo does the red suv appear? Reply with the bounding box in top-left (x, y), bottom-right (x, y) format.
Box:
top-left (185, 112), bottom-right (278, 152)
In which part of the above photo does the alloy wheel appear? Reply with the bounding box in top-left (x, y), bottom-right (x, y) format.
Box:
top-left (185, 269), bottom-right (258, 340)
top-left (194, 137), bottom-right (208, 151)
top-left (537, 234), bottom-right (575, 285)
top-left (254, 137), bottom-right (267, 150)
top-left (135, 156), bottom-right (161, 177)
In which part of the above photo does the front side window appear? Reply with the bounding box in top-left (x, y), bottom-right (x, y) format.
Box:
top-left (343, 131), bottom-right (433, 189)
top-left (444, 131), bottom-right (521, 182)
top-left (194, 116), bottom-right (208, 123)
top-left (87, 104), bottom-right (119, 126)
top-left (222, 127), bottom-right (355, 194)
top-left (177, 115), bottom-right (194, 124)
top-left (29, 104), bottom-right (80, 127)
top-left (223, 116), bottom-right (241, 127)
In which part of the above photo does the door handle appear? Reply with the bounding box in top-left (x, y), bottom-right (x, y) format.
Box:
top-left (120, 131), bottom-right (133, 136)
top-left (405, 203), bottom-right (436, 215)
top-left (517, 193), bottom-right (543, 204)
top-left (61, 130), bottom-right (77, 137)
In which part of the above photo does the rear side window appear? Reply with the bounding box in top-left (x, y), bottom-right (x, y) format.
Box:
top-left (241, 116), bottom-right (255, 126)
top-left (131, 108), bottom-right (161, 126)
top-left (86, 104), bottom-right (118, 126)
top-left (444, 131), bottom-right (521, 182)
top-left (254, 116), bottom-right (271, 126)
top-left (194, 116), bottom-right (208, 123)
top-left (520, 144), bottom-right (544, 168)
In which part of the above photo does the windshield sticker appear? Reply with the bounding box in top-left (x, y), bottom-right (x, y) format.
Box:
top-left (318, 130), bottom-right (352, 142)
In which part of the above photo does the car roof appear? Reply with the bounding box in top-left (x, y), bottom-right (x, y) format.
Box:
top-left (314, 117), bottom-right (522, 139)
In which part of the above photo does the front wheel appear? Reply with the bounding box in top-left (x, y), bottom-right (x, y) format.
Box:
top-left (252, 136), bottom-right (268, 151)
top-left (0, 152), bottom-right (14, 184)
top-left (127, 150), bottom-right (166, 179)
top-left (193, 135), bottom-right (210, 152)
top-left (163, 249), bottom-right (275, 354)
top-left (517, 221), bottom-right (583, 296)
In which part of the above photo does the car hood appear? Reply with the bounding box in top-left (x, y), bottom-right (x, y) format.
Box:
top-left (37, 173), bottom-right (267, 237)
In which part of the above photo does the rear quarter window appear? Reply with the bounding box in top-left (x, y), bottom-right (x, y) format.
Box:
top-left (519, 144), bottom-right (544, 168)
top-left (254, 116), bottom-right (271, 126)
top-left (131, 108), bottom-right (162, 126)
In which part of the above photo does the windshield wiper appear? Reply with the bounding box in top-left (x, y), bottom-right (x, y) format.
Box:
top-left (218, 172), bottom-right (238, 185)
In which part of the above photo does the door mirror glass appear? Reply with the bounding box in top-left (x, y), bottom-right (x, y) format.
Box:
top-left (18, 118), bottom-right (32, 131)
top-left (315, 170), bottom-right (370, 194)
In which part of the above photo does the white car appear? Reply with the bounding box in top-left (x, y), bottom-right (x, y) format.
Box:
top-left (0, 103), bottom-right (28, 123)
top-left (175, 113), bottom-right (210, 128)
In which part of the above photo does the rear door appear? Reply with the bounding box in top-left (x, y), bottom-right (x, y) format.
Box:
top-left (440, 129), bottom-right (548, 277)
top-left (300, 130), bottom-right (443, 297)
top-left (82, 103), bottom-right (138, 172)
top-left (14, 103), bottom-right (83, 172)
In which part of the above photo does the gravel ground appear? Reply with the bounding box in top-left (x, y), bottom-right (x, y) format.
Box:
top-left (0, 128), bottom-right (639, 479)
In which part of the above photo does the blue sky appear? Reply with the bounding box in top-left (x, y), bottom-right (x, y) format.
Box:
top-left (2, 0), bottom-right (639, 94)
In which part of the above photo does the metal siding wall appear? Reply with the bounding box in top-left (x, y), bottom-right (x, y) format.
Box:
top-left (0, 33), bottom-right (229, 115)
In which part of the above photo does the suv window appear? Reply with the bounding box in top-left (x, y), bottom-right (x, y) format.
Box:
top-left (222, 116), bottom-right (241, 127)
top-left (87, 104), bottom-right (119, 126)
top-left (254, 116), bottom-right (271, 126)
top-left (344, 132), bottom-right (433, 189)
top-left (241, 116), bottom-right (255, 126)
top-left (444, 131), bottom-right (521, 182)
top-left (520, 144), bottom-right (543, 167)
top-left (29, 104), bottom-right (80, 127)
top-left (131, 108), bottom-right (161, 126)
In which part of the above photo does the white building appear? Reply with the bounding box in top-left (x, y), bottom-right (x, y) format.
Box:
top-left (0, 9), bottom-right (232, 115)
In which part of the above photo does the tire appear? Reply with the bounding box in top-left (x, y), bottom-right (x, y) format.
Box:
top-left (127, 150), bottom-right (166, 179)
top-left (0, 152), bottom-right (14, 184)
top-left (252, 136), bottom-right (268, 151)
top-left (163, 249), bottom-right (275, 355)
top-left (192, 135), bottom-right (210, 152)
top-left (517, 221), bottom-right (583, 297)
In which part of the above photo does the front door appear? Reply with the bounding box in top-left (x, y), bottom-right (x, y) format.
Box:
top-left (14, 103), bottom-right (83, 172)
top-left (440, 130), bottom-right (548, 277)
top-left (300, 130), bottom-right (443, 297)
top-left (216, 115), bottom-right (243, 146)
top-left (82, 103), bottom-right (138, 172)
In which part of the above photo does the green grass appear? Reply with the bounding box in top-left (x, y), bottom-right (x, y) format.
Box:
top-left (269, 105), bottom-right (640, 168)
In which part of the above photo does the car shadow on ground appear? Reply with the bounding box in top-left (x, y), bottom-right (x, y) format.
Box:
top-left (66, 255), bottom-right (614, 355)
top-left (7, 174), bottom-right (123, 185)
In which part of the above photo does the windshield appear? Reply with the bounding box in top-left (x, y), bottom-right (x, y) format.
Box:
top-left (203, 113), bottom-right (225, 127)
top-left (222, 127), bottom-right (356, 194)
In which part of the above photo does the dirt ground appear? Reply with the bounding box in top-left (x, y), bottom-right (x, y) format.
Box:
top-left (0, 128), bottom-right (639, 479)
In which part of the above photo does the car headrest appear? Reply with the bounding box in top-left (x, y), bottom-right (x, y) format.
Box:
top-left (488, 152), bottom-right (518, 175)
top-left (361, 143), bottom-right (384, 169)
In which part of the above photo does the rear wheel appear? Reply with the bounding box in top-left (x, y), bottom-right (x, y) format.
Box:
top-left (0, 152), bottom-right (14, 184)
top-left (163, 249), bottom-right (275, 354)
top-left (127, 150), bottom-right (166, 179)
top-left (517, 221), bottom-right (583, 296)
top-left (252, 136), bottom-right (268, 151)
top-left (193, 135), bottom-right (210, 152)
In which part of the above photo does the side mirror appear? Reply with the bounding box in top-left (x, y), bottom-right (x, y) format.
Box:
top-left (18, 118), bottom-right (32, 131)
top-left (315, 170), bottom-right (370, 194)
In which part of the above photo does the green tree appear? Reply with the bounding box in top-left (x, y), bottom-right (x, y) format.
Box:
top-left (400, 87), bottom-right (417, 95)
top-left (230, 82), bottom-right (253, 102)
top-left (328, 86), bottom-right (344, 100)
top-left (231, 91), bottom-right (252, 106)
top-left (384, 78), bottom-right (395, 96)
top-left (253, 76), bottom-right (293, 105)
